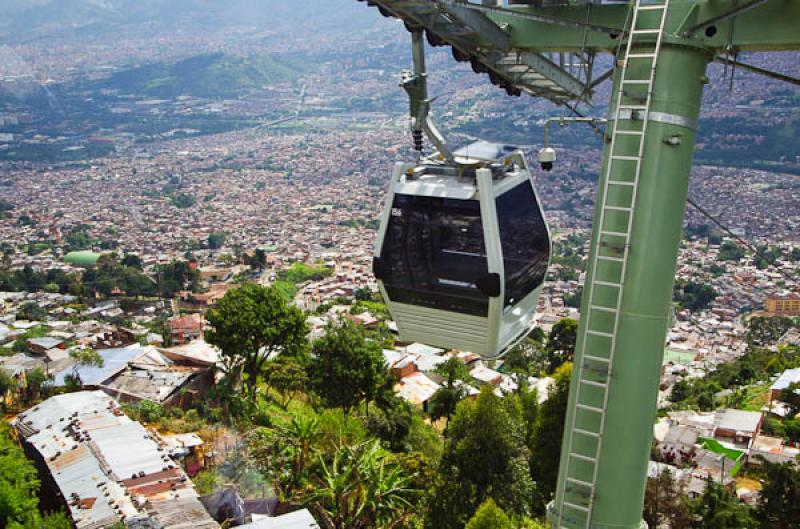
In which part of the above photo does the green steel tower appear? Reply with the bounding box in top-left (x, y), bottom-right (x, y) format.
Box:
top-left (357, 1), bottom-right (800, 527)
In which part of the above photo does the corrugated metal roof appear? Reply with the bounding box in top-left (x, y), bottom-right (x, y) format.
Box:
top-left (53, 345), bottom-right (147, 386)
top-left (90, 421), bottom-right (171, 480)
top-left (47, 443), bottom-right (138, 529)
top-left (396, 372), bottom-right (440, 405)
top-left (238, 509), bottom-right (320, 529)
top-left (147, 496), bottom-right (220, 529)
top-left (771, 368), bottom-right (800, 392)
top-left (12, 391), bottom-right (218, 529)
top-left (102, 367), bottom-right (195, 402)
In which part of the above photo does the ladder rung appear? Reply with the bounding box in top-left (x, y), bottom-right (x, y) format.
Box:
top-left (587, 329), bottom-right (615, 338)
top-left (574, 428), bottom-right (602, 439)
top-left (604, 205), bottom-right (633, 212)
top-left (632, 29), bottom-right (662, 35)
top-left (622, 79), bottom-right (650, 85)
top-left (596, 255), bottom-right (625, 264)
top-left (590, 304), bottom-right (617, 314)
top-left (611, 155), bottom-right (640, 161)
top-left (562, 501), bottom-right (590, 513)
top-left (618, 104), bottom-right (648, 111)
top-left (608, 180), bottom-right (636, 186)
top-left (567, 477), bottom-right (595, 489)
top-left (638, 4), bottom-right (667, 10)
top-left (593, 280), bottom-right (622, 288)
top-left (576, 403), bottom-right (605, 414)
top-left (585, 354), bottom-right (611, 363)
top-left (615, 130), bottom-right (643, 136)
top-left (580, 379), bottom-right (609, 389)
top-left (627, 53), bottom-right (656, 59)
top-left (600, 230), bottom-right (629, 238)
top-left (569, 452), bottom-right (598, 463)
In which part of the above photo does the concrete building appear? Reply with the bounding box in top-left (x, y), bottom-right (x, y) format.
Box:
top-left (764, 293), bottom-right (800, 316)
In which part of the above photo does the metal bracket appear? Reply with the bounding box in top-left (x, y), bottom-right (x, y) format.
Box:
top-left (403, 30), bottom-right (454, 162)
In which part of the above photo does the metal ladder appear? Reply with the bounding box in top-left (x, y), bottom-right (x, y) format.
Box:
top-left (554, 1), bottom-right (671, 528)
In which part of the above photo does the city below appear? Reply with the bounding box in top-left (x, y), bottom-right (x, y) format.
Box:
top-left (0, 2), bottom-right (798, 529)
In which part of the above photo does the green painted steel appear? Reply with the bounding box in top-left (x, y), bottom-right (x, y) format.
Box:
top-left (549, 43), bottom-right (710, 529)
top-left (489, 1), bottom-right (800, 52)
top-left (359, 1), bottom-right (800, 527)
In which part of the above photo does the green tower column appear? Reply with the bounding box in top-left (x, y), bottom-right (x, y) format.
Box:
top-left (551, 43), bottom-right (711, 529)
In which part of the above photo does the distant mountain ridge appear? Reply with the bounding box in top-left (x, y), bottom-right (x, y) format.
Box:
top-left (98, 52), bottom-right (307, 99)
top-left (0, 0), bottom-right (377, 39)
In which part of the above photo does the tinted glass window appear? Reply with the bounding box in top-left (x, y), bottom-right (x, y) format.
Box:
top-left (497, 181), bottom-right (550, 307)
top-left (381, 194), bottom-right (489, 316)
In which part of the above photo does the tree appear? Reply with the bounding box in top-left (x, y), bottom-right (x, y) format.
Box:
top-left (207, 231), bottom-right (227, 250)
top-left (250, 414), bottom-right (321, 499)
top-left (170, 192), bottom-right (196, 209)
top-left (40, 512), bottom-right (74, 529)
top-left (68, 348), bottom-right (104, 385)
top-left (505, 329), bottom-right (548, 377)
top-left (756, 459), bottom-right (800, 528)
top-left (138, 400), bottom-right (164, 423)
top-left (427, 387), bottom-right (537, 529)
top-left (529, 363), bottom-right (572, 503)
top-left (465, 499), bottom-right (513, 529)
top-left (17, 301), bottom-right (47, 322)
top-left (643, 468), bottom-right (691, 529)
top-left (263, 357), bottom-right (309, 409)
top-left (428, 357), bottom-right (470, 426)
top-left (0, 424), bottom-right (41, 529)
top-left (365, 393), bottom-right (413, 452)
top-left (24, 367), bottom-right (51, 403)
top-left (746, 316), bottom-right (796, 347)
top-left (309, 320), bottom-right (386, 413)
top-left (354, 287), bottom-right (373, 302)
top-left (780, 382), bottom-right (800, 417)
top-left (718, 241), bottom-right (745, 262)
top-left (690, 479), bottom-right (758, 529)
top-left (308, 440), bottom-right (418, 529)
top-left (546, 318), bottom-right (577, 372)
top-left (122, 254), bottom-right (143, 269)
top-left (674, 281), bottom-right (718, 312)
top-left (155, 260), bottom-right (200, 297)
top-left (0, 369), bottom-right (15, 411)
top-left (206, 284), bottom-right (308, 397)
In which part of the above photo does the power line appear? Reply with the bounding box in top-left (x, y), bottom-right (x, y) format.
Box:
top-left (686, 197), bottom-right (798, 284)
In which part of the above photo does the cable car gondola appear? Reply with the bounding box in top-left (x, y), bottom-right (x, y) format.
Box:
top-left (373, 141), bottom-right (551, 359)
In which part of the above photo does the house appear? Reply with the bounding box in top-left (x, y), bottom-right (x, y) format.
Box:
top-left (169, 314), bottom-right (204, 345)
top-left (657, 425), bottom-right (699, 465)
top-left (693, 447), bottom-right (740, 485)
top-left (346, 311), bottom-right (379, 329)
top-left (770, 368), bottom-right (800, 401)
top-left (160, 340), bottom-right (220, 368)
top-left (713, 409), bottom-right (763, 448)
top-left (12, 391), bottom-right (219, 529)
top-left (396, 372), bottom-right (441, 412)
top-left (236, 509), bottom-right (319, 529)
top-left (27, 337), bottom-right (65, 355)
top-left (748, 435), bottom-right (800, 466)
top-left (470, 364), bottom-right (518, 394)
top-left (52, 344), bottom-right (147, 388)
top-left (162, 433), bottom-right (206, 476)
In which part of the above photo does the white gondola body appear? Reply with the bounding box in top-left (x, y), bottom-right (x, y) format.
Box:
top-left (373, 143), bottom-right (552, 359)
